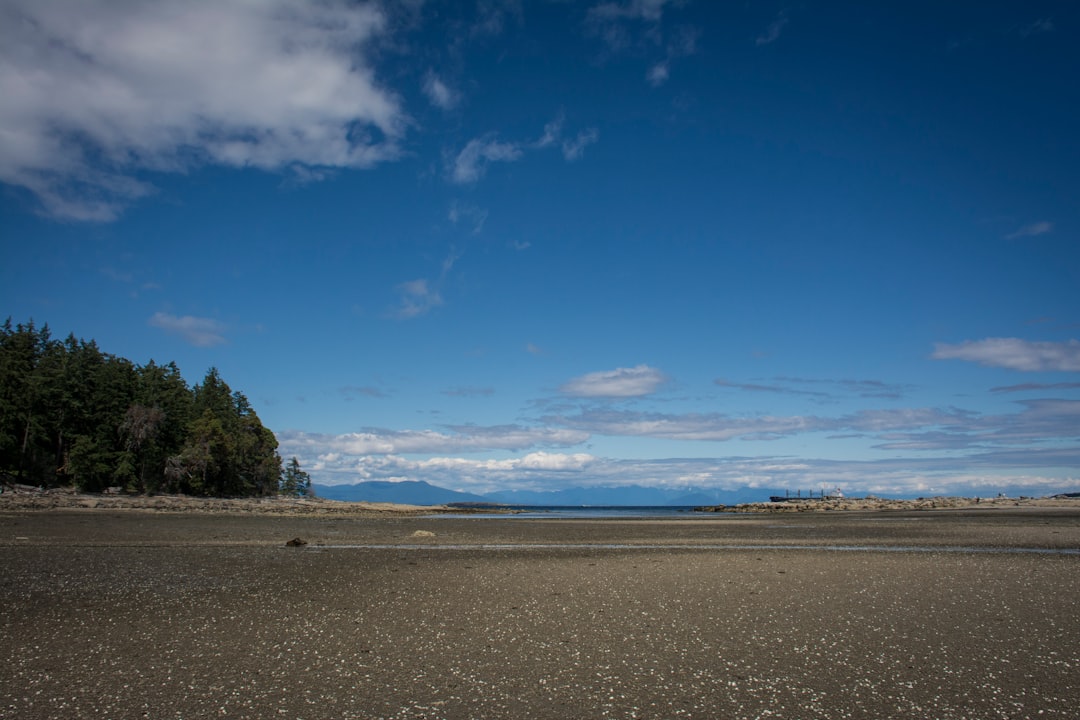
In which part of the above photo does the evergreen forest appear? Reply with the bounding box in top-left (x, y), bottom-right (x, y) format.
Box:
top-left (0, 318), bottom-right (306, 497)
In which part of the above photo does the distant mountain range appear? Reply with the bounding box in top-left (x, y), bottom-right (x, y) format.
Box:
top-left (312, 480), bottom-right (1062, 506)
top-left (312, 480), bottom-right (784, 507)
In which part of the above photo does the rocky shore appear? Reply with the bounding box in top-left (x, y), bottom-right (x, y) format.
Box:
top-left (5, 485), bottom-right (1078, 517)
top-left (697, 494), bottom-right (1080, 513)
top-left (0, 485), bottom-right (449, 516)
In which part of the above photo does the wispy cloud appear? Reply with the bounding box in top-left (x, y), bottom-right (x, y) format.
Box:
top-left (559, 129), bottom-right (599, 161)
top-left (450, 117), bottom-right (598, 184)
top-left (472, 0), bottom-right (524, 37)
top-left (756, 11), bottom-right (789, 46)
top-left (586, 0), bottom-right (697, 85)
top-left (560, 365), bottom-right (669, 398)
top-left (932, 338), bottom-right (1080, 372)
top-left (716, 379), bottom-right (832, 399)
top-left (535, 113), bottom-right (600, 160)
top-left (0, 0), bottom-right (404, 221)
top-left (393, 250), bottom-right (460, 319)
top-left (422, 72), bottom-right (460, 111)
top-left (148, 312), bottom-right (227, 347)
top-left (448, 201), bottom-right (489, 234)
top-left (394, 278), bottom-right (443, 319)
top-left (449, 135), bottom-right (524, 184)
top-left (717, 377), bottom-right (911, 400)
top-left (646, 62), bottom-right (670, 86)
top-left (872, 399), bottom-right (1080, 451)
top-left (991, 382), bottom-right (1080, 393)
top-left (1005, 221), bottom-right (1053, 239)
top-left (586, 407), bottom-right (949, 442)
top-left (647, 25), bottom-right (699, 86)
top-left (442, 386), bottom-right (495, 398)
top-left (1020, 18), bottom-right (1054, 38)
top-left (340, 385), bottom-right (387, 400)
top-left (588, 0), bottom-right (674, 24)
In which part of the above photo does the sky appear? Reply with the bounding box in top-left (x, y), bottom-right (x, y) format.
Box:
top-left (1, 0), bottom-right (1078, 499)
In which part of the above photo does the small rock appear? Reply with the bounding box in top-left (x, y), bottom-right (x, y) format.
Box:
top-left (411, 530), bottom-right (436, 538)
top-left (285, 537), bottom-right (308, 546)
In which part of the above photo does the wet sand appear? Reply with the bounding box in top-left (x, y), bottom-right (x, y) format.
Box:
top-left (3, 508), bottom-right (1079, 719)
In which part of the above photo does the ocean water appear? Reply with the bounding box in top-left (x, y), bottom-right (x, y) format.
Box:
top-left (431, 505), bottom-right (722, 519)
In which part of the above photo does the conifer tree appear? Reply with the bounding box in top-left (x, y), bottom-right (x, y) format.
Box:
top-left (1, 318), bottom-right (283, 496)
top-left (281, 456), bottom-right (312, 497)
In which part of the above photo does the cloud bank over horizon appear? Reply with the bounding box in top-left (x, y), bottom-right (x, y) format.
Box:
top-left (276, 362), bottom-right (1080, 497)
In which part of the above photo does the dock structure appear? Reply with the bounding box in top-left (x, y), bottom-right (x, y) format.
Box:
top-left (769, 488), bottom-right (844, 503)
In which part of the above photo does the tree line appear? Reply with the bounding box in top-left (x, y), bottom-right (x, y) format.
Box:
top-left (0, 318), bottom-right (310, 497)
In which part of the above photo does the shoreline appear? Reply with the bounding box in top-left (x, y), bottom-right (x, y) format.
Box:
top-left (703, 494), bottom-right (1080, 513)
top-left (2, 485), bottom-right (1078, 516)
top-left (0, 486), bottom-right (454, 516)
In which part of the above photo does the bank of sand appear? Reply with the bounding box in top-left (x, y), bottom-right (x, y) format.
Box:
top-left (2, 507), bottom-right (1079, 719)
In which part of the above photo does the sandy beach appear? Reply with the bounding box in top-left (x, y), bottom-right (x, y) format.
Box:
top-left (2, 505), bottom-right (1078, 719)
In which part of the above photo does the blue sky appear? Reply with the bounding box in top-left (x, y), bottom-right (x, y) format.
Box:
top-left (2, 0), bottom-right (1078, 497)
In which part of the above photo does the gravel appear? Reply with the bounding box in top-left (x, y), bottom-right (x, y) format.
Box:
top-left (2, 508), bottom-right (1078, 719)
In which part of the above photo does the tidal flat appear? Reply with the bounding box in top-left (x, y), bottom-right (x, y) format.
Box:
top-left (2, 508), bottom-right (1078, 719)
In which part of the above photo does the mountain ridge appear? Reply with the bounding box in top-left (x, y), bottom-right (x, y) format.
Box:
top-left (313, 480), bottom-right (780, 506)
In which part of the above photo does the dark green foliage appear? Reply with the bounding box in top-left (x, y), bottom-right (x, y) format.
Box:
top-left (280, 456), bottom-right (312, 497)
top-left (0, 318), bottom-right (282, 496)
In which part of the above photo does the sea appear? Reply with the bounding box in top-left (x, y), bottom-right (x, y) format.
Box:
top-left (428, 505), bottom-right (723, 519)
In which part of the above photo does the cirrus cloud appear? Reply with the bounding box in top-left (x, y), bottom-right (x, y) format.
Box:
top-left (932, 338), bottom-right (1080, 372)
top-left (1005, 221), bottom-right (1053, 240)
top-left (449, 135), bottom-right (524, 184)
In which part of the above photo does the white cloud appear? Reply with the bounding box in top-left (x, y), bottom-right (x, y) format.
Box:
top-left (450, 135), bottom-right (523, 184)
top-left (517, 451), bottom-right (595, 471)
top-left (560, 365), bottom-right (669, 398)
top-left (417, 451), bottom-right (595, 474)
top-left (932, 338), bottom-right (1080, 372)
top-left (284, 444), bottom-right (1080, 497)
top-left (1005, 221), bottom-right (1053, 239)
top-left (756, 11), bottom-right (789, 46)
top-left (422, 72), bottom-right (460, 111)
top-left (0, 0), bottom-right (404, 221)
top-left (148, 312), bottom-right (226, 347)
top-left (278, 401), bottom-right (1080, 496)
top-left (278, 425), bottom-right (590, 457)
